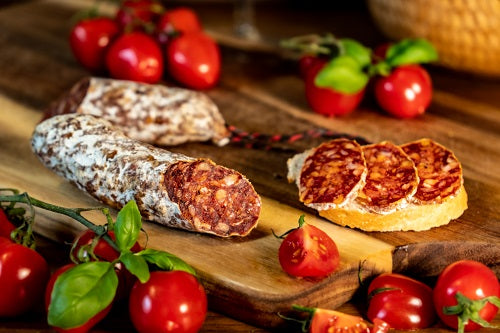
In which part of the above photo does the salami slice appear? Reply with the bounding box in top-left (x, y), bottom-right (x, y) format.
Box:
top-left (357, 141), bottom-right (419, 213)
top-left (288, 139), bottom-right (367, 210)
top-left (43, 77), bottom-right (231, 146)
top-left (401, 138), bottom-right (463, 204)
top-left (31, 114), bottom-right (260, 237)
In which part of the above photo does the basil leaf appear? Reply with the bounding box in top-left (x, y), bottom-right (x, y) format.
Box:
top-left (120, 251), bottom-right (150, 283)
top-left (340, 38), bottom-right (372, 68)
top-left (386, 38), bottom-right (438, 67)
top-left (114, 200), bottom-right (142, 252)
top-left (315, 55), bottom-right (369, 94)
top-left (139, 248), bottom-right (196, 275)
top-left (47, 262), bottom-right (117, 329)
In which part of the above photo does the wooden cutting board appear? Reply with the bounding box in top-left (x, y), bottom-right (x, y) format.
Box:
top-left (0, 0), bottom-right (498, 329)
top-left (0, 95), bottom-right (395, 327)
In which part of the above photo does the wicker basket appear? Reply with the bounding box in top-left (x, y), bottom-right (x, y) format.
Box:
top-left (366, 0), bottom-right (500, 77)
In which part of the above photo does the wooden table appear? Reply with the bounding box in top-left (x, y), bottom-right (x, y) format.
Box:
top-left (0, 0), bottom-right (498, 332)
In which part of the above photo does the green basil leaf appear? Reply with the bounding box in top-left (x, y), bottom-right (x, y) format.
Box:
top-left (386, 38), bottom-right (438, 67)
top-left (114, 200), bottom-right (142, 252)
top-left (340, 38), bottom-right (372, 68)
top-left (315, 55), bottom-right (369, 94)
top-left (47, 262), bottom-right (117, 329)
top-left (139, 248), bottom-right (196, 275)
top-left (120, 251), bottom-right (150, 283)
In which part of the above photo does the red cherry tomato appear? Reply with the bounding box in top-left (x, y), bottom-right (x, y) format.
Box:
top-left (433, 260), bottom-right (500, 332)
top-left (298, 55), bottom-right (326, 79)
top-left (157, 7), bottom-right (202, 35)
top-left (367, 273), bottom-right (436, 330)
top-left (166, 32), bottom-right (220, 90)
top-left (72, 230), bottom-right (142, 300)
top-left (0, 209), bottom-right (15, 240)
top-left (105, 32), bottom-right (164, 83)
top-left (115, 0), bottom-right (161, 31)
top-left (0, 237), bottom-right (49, 317)
top-left (129, 270), bottom-right (207, 333)
top-left (278, 217), bottom-right (339, 279)
top-left (69, 17), bottom-right (119, 72)
top-left (305, 61), bottom-right (365, 117)
top-left (45, 264), bottom-right (112, 333)
top-left (309, 308), bottom-right (390, 333)
top-left (374, 64), bottom-right (432, 118)
top-left (72, 229), bottom-right (141, 262)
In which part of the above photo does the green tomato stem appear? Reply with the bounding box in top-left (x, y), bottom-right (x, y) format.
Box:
top-left (0, 192), bottom-right (120, 253)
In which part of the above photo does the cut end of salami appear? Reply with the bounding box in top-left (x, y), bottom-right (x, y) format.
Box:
top-left (288, 137), bottom-right (467, 231)
top-left (165, 160), bottom-right (261, 237)
top-left (43, 77), bottom-right (231, 147)
top-left (31, 113), bottom-right (260, 237)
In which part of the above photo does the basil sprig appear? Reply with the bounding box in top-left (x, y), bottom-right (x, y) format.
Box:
top-left (47, 200), bottom-right (195, 329)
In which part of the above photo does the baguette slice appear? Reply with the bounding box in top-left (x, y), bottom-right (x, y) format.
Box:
top-left (288, 138), bottom-right (468, 232)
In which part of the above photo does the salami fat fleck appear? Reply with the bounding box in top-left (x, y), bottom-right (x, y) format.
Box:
top-left (31, 114), bottom-right (260, 237)
top-left (43, 77), bottom-right (231, 146)
top-left (287, 139), bottom-right (367, 210)
top-left (357, 141), bottom-right (419, 213)
top-left (401, 138), bottom-right (463, 204)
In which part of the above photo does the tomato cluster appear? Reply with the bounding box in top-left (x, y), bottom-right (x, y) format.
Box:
top-left (69, 0), bottom-right (220, 89)
top-left (0, 197), bottom-right (207, 333)
top-left (283, 35), bottom-right (438, 119)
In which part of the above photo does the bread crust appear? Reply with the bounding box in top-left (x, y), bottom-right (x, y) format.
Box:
top-left (319, 185), bottom-right (468, 232)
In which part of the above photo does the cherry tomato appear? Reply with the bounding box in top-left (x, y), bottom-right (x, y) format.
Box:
top-left (0, 237), bottom-right (49, 317)
top-left (72, 229), bottom-right (141, 262)
top-left (129, 270), bottom-right (207, 333)
top-left (305, 61), bottom-right (365, 117)
top-left (374, 64), bottom-right (432, 118)
top-left (157, 7), bottom-right (202, 35)
top-left (115, 0), bottom-right (161, 31)
top-left (166, 32), bottom-right (220, 90)
top-left (105, 32), bottom-right (164, 83)
top-left (69, 17), bottom-right (119, 72)
top-left (45, 264), bottom-right (112, 333)
top-left (309, 307), bottom-right (390, 333)
top-left (0, 209), bottom-right (15, 240)
top-left (298, 55), bottom-right (326, 79)
top-left (72, 230), bottom-right (142, 300)
top-left (366, 273), bottom-right (436, 329)
top-left (433, 260), bottom-right (500, 333)
top-left (278, 216), bottom-right (339, 279)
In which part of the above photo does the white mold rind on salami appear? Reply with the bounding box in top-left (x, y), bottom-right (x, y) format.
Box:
top-left (44, 77), bottom-right (231, 147)
top-left (31, 114), bottom-right (260, 237)
top-left (401, 138), bottom-right (463, 204)
top-left (287, 138), bottom-right (367, 210)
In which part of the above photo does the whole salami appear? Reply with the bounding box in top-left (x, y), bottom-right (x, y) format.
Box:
top-left (43, 77), bottom-right (231, 146)
top-left (31, 114), bottom-right (261, 237)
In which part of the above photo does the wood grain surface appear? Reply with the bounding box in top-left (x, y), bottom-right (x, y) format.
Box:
top-left (0, 0), bottom-right (499, 332)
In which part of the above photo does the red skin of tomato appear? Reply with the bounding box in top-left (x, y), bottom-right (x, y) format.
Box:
top-left (0, 237), bottom-right (49, 317)
top-left (106, 32), bottom-right (164, 84)
top-left (45, 264), bottom-right (112, 333)
top-left (166, 32), bottom-right (220, 90)
top-left (129, 270), bottom-right (207, 333)
top-left (115, 0), bottom-right (161, 31)
top-left (310, 308), bottom-right (390, 333)
top-left (305, 62), bottom-right (365, 117)
top-left (0, 209), bottom-right (15, 240)
top-left (278, 224), bottom-right (339, 279)
top-left (374, 64), bottom-right (432, 119)
top-left (157, 7), bottom-right (202, 35)
top-left (72, 230), bottom-right (142, 300)
top-left (69, 17), bottom-right (120, 72)
top-left (433, 260), bottom-right (500, 332)
top-left (367, 273), bottom-right (436, 330)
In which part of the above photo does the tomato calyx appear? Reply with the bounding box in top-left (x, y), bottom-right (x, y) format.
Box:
top-left (442, 292), bottom-right (500, 333)
top-left (272, 214), bottom-right (306, 239)
top-left (366, 287), bottom-right (402, 301)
